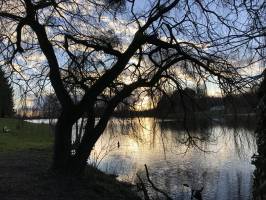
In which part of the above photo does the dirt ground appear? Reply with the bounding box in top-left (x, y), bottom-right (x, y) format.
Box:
top-left (0, 149), bottom-right (140, 200)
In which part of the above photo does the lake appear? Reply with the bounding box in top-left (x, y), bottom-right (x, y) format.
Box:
top-left (29, 117), bottom-right (257, 200)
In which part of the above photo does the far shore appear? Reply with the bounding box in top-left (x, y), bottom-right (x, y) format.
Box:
top-left (18, 111), bottom-right (258, 120)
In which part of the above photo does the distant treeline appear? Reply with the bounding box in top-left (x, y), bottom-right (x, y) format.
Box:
top-left (154, 87), bottom-right (258, 117)
top-left (114, 87), bottom-right (259, 119)
top-left (24, 87), bottom-right (259, 119)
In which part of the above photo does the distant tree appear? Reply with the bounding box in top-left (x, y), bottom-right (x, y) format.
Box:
top-left (156, 87), bottom-right (202, 116)
top-left (0, 68), bottom-right (14, 117)
top-left (195, 84), bottom-right (207, 98)
top-left (41, 94), bottom-right (61, 118)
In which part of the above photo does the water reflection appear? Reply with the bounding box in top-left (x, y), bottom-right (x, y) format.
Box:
top-left (27, 117), bottom-right (256, 199)
top-left (91, 118), bottom-right (256, 200)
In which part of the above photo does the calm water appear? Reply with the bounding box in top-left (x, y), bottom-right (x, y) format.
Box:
top-left (29, 118), bottom-right (257, 200)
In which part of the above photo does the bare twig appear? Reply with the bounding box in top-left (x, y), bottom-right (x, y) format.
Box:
top-left (144, 164), bottom-right (173, 200)
top-left (136, 174), bottom-right (150, 200)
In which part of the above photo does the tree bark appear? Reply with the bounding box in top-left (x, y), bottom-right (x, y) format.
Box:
top-left (67, 132), bottom-right (101, 175)
top-left (68, 117), bottom-right (103, 175)
top-left (52, 111), bottom-right (75, 174)
top-left (51, 107), bottom-right (103, 175)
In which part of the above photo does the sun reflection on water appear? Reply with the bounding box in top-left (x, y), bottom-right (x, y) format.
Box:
top-left (90, 117), bottom-right (256, 200)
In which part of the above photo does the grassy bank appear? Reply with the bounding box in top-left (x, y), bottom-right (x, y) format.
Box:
top-left (0, 118), bottom-right (52, 152)
top-left (0, 118), bottom-right (140, 200)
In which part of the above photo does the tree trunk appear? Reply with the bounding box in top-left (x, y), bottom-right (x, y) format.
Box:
top-left (67, 128), bottom-right (103, 175)
top-left (51, 112), bottom-right (75, 174)
top-left (51, 109), bottom-right (103, 175)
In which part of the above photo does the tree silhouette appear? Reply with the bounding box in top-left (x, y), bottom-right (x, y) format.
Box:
top-left (0, 0), bottom-right (260, 175)
top-left (0, 68), bottom-right (14, 118)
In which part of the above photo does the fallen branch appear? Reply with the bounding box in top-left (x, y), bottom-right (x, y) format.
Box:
top-left (136, 174), bottom-right (150, 200)
top-left (144, 164), bottom-right (173, 200)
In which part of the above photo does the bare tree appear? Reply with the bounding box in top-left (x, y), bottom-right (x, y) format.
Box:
top-left (35, 93), bottom-right (61, 118)
top-left (0, 0), bottom-right (256, 175)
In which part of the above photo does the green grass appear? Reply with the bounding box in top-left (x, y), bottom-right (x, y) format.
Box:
top-left (0, 118), bottom-right (52, 152)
